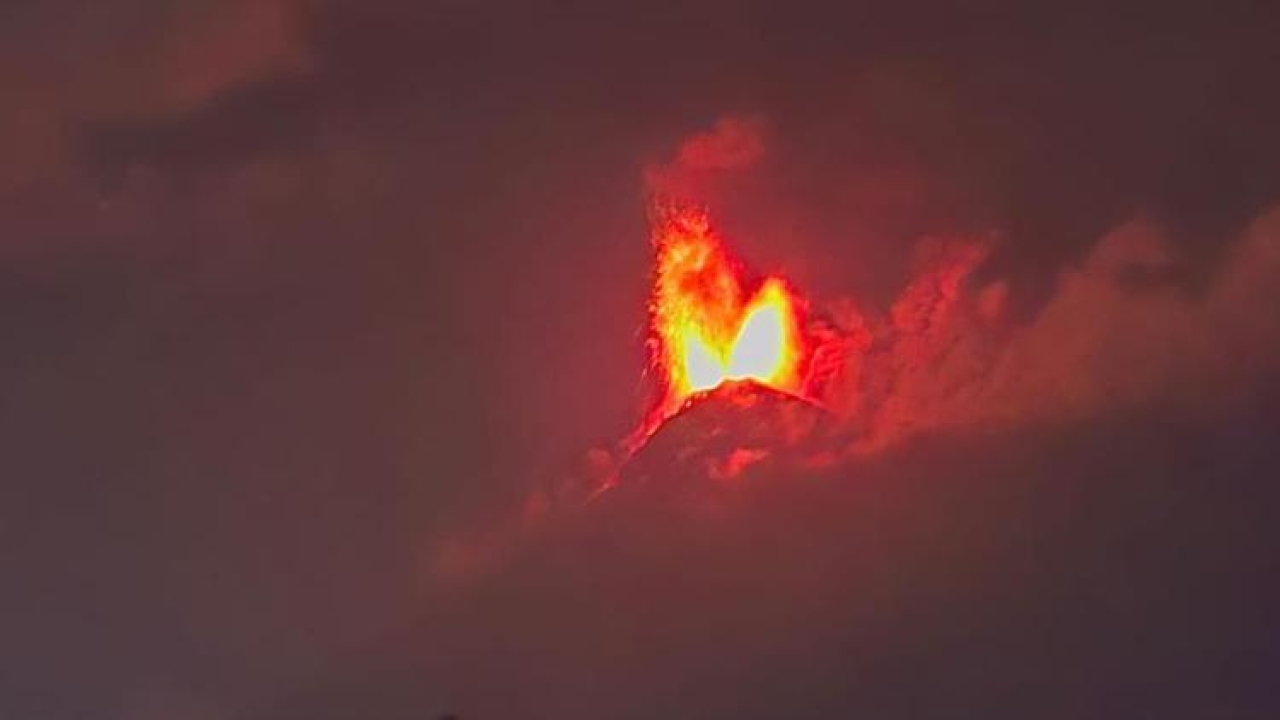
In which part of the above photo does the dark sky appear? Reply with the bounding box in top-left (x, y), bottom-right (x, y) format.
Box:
top-left (3, 2), bottom-right (1280, 718)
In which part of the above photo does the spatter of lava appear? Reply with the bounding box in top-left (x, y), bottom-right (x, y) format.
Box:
top-left (635, 201), bottom-right (844, 446)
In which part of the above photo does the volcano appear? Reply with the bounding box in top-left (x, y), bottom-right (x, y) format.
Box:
top-left (618, 380), bottom-right (834, 496)
top-left (591, 199), bottom-right (853, 502)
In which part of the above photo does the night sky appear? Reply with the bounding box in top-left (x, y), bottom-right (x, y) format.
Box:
top-left (4, 2), bottom-right (1280, 718)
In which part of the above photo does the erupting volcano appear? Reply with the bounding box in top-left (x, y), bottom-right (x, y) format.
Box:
top-left (608, 198), bottom-right (848, 486)
top-left (646, 203), bottom-right (816, 426)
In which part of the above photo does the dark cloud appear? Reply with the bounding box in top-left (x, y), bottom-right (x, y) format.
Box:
top-left (0, 0), bottom-right (308, 188)
top-left (84, 75), bottom-right (325, 179)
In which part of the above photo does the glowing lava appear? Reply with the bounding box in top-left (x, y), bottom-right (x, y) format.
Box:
top-left (648, 204), bottom-right (809, 421)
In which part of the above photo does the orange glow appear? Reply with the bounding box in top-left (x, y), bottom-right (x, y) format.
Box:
top-left (648, 205), bottom-right (808, 420)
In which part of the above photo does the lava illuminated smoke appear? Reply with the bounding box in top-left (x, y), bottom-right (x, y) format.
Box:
top-left (640, 202), bottom-right (818, 435)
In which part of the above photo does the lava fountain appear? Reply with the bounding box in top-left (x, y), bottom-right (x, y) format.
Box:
top-left (644, 203), bottom-right (815, 431)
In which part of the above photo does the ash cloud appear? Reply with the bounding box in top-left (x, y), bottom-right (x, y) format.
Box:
top-left (850, 206), bottom-right (1280, 453)
top-left (642, 113), bottom-right (770, 202)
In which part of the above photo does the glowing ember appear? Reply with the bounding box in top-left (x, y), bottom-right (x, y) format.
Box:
top-left (648, 204), bottom-right (809, 420)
